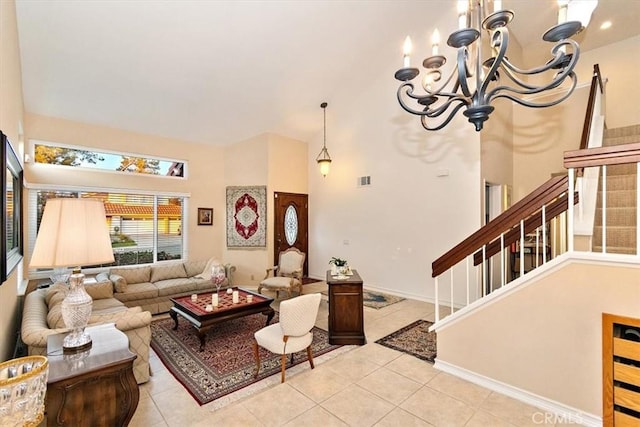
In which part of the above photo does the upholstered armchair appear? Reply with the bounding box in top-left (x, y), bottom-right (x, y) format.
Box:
top-left (253, 293), bottom-right (322, 382)
top-left (257, 247), bottom-right (305, 299)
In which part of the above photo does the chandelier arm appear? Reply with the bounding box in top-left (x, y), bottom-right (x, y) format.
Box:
top-left (501, 39), bottom-right (579, 76)
top-left (487, 52), bottom-right (579, 101)
top-left (478, 26), bottom-right (509, 97)
top-left (420, 101), bottom-right (469, 131)
top-left (425, 65), bottom-right (459, 97)
top-left (397, 83), bottom-right (439, 116)
top-left (456, 47), bottom-right (473, 98)
top-left (490, 72), bottom-right (578, 108)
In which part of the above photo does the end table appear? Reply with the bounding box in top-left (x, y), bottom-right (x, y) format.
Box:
top-left (46, 323), bottom-right (139, 426)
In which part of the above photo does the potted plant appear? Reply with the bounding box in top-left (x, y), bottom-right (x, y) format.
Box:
top-left (329, 257), bottom-right (348, 275)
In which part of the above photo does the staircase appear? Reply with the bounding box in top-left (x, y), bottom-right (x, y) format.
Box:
top-left (593, 124), bottom-right (640, 254)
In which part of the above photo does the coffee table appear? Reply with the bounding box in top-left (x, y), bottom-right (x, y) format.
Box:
top-left (169, 287), bottom-right (275, 351)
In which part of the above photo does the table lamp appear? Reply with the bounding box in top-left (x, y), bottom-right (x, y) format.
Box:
top-left (29, 198), bottom-right (115, 351)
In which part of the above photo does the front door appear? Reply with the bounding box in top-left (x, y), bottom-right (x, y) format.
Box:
top-left (273, 192), bottom-right (308, 276)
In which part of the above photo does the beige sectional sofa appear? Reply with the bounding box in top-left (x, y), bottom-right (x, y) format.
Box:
top-left (21, 258), bottom-right (234, 384)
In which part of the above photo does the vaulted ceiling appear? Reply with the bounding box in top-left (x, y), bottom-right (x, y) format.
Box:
top-left (15, 0), bottom-right (640, 146)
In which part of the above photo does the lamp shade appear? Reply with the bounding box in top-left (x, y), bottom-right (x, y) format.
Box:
top-left (30, 198), bottom-right (115, 268)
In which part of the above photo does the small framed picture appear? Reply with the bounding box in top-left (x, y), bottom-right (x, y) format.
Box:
top-left (198, 208), bottom-right (213, 226)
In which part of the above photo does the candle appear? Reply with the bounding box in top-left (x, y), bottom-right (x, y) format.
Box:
top-left (246, 294), bottom-right (253, 303)
top-left (493, 0), bottom-right (502, 12)
top-left (557, 0), bottom-right (569, 24)
top-left (431, 29), bottom-right (440, 56)
top-left (191, 294), bottom-right (197, 302)
top-left (458, 0), bottom-right (468, 29)
top-left (212, 293), bottom-right (219, 307)
top-left (232, 290), bottom-right (239, 304)
top-left (205, 304), bottom-right (213, 312)
top-left (403, 36), bottom-right (412, 68)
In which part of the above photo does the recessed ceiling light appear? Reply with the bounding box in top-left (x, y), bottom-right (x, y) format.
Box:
top-left (600, 21), bottom-right (612, 30)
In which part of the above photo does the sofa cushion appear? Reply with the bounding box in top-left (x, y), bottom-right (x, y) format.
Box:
top-left (46, 303), bottom-right (65, 329)
top-left (92, 297), bottom-right (126, 314)
top-left (112, 282), bottom-right (159, 303)
top-left (110, 274), bottom-right (127, 293)
top-left (184, 259), bottom-right (207, 278)
top-left (150, 263), bottom-right (187, 283)
top-left (154, 278), bottom-right (197, 297)
top-left (96, 272), bottom-right (110, 282)
top-left (194, 258), bottom-right (222, 280)
top-left (45, 283), bottom-right (67, 306)
top-left (85, 281), bottom-right (114, 300)
top-left (110, 266), bottom-right (151, 285)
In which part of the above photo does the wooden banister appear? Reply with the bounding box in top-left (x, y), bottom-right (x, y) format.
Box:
top-left (579, 64), bottom-right (604, 151)
top-left (565, 142), bottom-right (640, 169)
top-left (432, 175), bottom-right (570, 277)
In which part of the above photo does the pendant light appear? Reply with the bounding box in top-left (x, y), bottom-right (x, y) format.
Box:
top-left (316, 102), bottom-right (332, 177)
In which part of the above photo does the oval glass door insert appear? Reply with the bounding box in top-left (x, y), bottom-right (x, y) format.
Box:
top-left (284, 204), bottom-right (298, 245)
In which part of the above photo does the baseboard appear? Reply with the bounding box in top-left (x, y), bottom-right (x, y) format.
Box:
top-left (433, 359), bottom-right (601, 427)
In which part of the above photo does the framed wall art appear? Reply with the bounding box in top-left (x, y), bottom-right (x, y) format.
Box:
top-left (1, 131), bottom-right (24, 283)
top-left (197, 208), bottom-right (213, 226)
top-left (226, 186), bottom-right (266, 248)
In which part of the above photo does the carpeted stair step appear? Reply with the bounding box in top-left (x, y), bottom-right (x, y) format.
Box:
top-left (594, 207), bottom-right (637, 227)
top-left (592, 245), bottom-right (637, 255)
top-left (593, 225), bottom-right (637, 250)
top-left (601, 163), bottom-right (638, 176)
top-left (595, 189), bottom-right (637, 208)
top-left (604, 125), bottom-right (640, 143)
top-left (599, 175), bottom-right (637, 191)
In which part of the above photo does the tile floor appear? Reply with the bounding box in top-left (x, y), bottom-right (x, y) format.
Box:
top-left (130, 283), bottom-right (553, 426)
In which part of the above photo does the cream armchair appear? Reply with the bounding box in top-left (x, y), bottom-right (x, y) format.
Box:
top-left (257, 247), bottom-right (305, 299)
top-left (253, 293), bottom-right (322, 382)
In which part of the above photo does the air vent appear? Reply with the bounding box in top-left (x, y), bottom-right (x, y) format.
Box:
top-left (357, 176), bottom-right (371, 187)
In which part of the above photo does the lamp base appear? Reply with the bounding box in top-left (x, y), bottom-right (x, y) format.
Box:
top-left (61, 272), bottom-right (94, 353)
top-left (62, 331), bottom-right (92, 353)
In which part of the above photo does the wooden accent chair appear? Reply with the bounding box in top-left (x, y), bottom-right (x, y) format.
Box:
top-left (257, 248), bottom-right (305, 299)
top-left (253, 293), bottom-right (322, 383)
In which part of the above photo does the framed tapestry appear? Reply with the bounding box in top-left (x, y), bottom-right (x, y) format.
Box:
top-left (226, 186), bottom-right (266, 248)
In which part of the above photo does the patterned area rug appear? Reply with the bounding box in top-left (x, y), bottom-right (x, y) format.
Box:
top-left (375, 320), bottom-right (437, 363)
top-left (150, 314), bottom-right (341, 405)
top-left (363, 290), bottom-right (405, 309)
top-left (321, 289), bottom-right (405, 309)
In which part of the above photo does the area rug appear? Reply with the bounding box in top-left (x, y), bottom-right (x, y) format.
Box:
top-left (375, 320), bottom-right (437, 363)
top-left (150, 314), bottom-right (342, 406)
top-left (363, 290), bottom-right (405, 309)
top-left (321, 289), bottom-right (405, 309)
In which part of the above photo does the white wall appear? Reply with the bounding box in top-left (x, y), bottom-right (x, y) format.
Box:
top-left (307, 56), bottom-right (482, 302)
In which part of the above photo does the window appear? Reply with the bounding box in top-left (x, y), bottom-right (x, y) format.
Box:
top-left (33, 141), bottom-right (185, 177)
top-left (28, 189), bottom-right (185, 277)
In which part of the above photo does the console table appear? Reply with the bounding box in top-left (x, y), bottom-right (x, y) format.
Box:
top-left (326, 269), bottom-right (366, 345)
top-left (46, 323), bottom-right (139, 426)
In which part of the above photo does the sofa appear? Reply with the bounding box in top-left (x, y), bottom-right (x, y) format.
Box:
top-left (21, 258), bottom-right (234, 384)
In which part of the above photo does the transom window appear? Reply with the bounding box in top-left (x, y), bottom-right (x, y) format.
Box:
top-left (33, 141), bottom-right (185, 177)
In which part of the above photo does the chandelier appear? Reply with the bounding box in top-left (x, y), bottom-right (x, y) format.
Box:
top-left (394, 0), bottom-right (598, 132)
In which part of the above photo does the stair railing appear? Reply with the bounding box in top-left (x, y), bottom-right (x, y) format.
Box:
top-left (579, 64), bottom-right (605, 153)
top-left (432, 142), bottom-right (640, 323)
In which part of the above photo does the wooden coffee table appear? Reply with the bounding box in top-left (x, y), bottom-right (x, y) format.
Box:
top-left (169, 287), bottom-right (275, 351)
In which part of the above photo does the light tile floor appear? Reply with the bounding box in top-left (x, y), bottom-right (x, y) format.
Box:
top-left (130, 283), bottom-right (552, 427)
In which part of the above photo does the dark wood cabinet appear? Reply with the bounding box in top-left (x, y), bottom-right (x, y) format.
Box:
top-left (46, 323), bottom-right (139, 426)
top-left (326, 270), bottom-right (366, 345)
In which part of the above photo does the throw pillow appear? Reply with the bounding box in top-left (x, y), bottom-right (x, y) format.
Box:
top-left (85, 281), bottom-right (114, 300)
top-left (110, 266), bottom-right (151, 285)
top-left (110, 274), bottom-right (127, 293)
top-left (150, 263), bottom-right (187, 282)
top-left (195, 258), bottom-right (222, 280)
